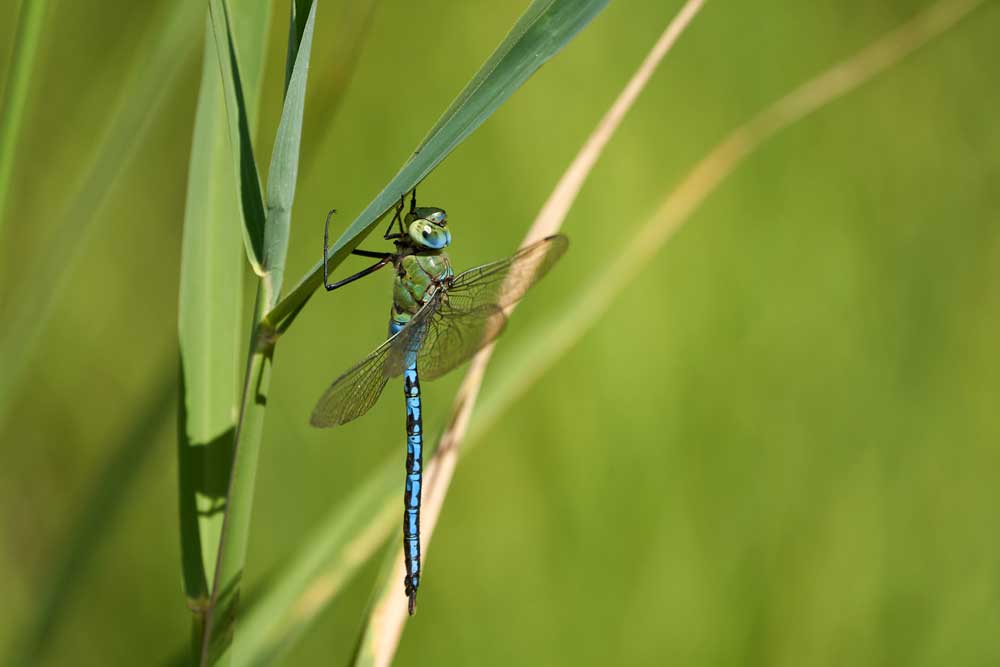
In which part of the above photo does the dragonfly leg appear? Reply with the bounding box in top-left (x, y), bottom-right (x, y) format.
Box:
top-left (324, 209), bottom-right (392, 291)
top-left (323, 256), bottom-right (391, 291)
top-left (351, 248), bottom-right (392, 259)
top-left (383, 195), bottom-right (406, 239)
top-left (323, 209), bottom-right (337, 287)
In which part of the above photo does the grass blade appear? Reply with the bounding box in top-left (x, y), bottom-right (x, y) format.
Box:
top-left (0, 0), bottom-right (49, 231)
top-left (178, 0), bottom-right (270, 655)
top-left (197, 3), bottom-right (318, 664)
top-left (263, 0), bottom-right (317, 305)
top-left (264, 0), bottom-right (609, 331)
top-left (231, 0), bottom-right (985, 660)
top-left (209, 0), bottom-right (268, 275)
top-left (178, 13), bottom-right (254, 643)
top-left (180, 0), bottom-right (273, 663)
top-left (285, 0), bottom-right (313, 92)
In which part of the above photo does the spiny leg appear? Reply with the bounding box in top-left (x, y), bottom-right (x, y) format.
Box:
top-left (323, 209), bottom-right (394, 291)
top-left (351, 248), bottom-right (392, 259)
top-left (383, 195), bottom-right (406, 239)
top-left (323, 255), bottom-right (391, 292)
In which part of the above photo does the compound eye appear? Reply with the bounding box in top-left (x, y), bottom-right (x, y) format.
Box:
top-left (408, 221), bottom-right (450, 249)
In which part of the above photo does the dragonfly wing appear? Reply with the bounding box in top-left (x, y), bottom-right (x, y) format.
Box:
top-left (445, 234), bottom-right (569, 311)
top-left (310, 334), bottom-right (399, 427)
top-left (389, 235), bottom-right (568, 381)
top-left (382, 291), bottom-right (501, 380)
top-left (408, 296), bottom-right (508, 380)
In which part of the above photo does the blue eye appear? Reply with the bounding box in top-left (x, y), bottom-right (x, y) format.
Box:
top-left (409, 222), bottom-right (450, 249)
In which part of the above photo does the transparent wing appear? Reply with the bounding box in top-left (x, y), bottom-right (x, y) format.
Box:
top-left (387, 292), bottom-right (507, 380)
top-left (445, 234), bottom-right (569, 311)
top-left (310, 334), bottom-right (398, 427)
top-left (388, 235), bottom-right (568, 380)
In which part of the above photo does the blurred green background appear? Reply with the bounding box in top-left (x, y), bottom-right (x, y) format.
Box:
top-left (2, 0), bottom-right (1000, 665)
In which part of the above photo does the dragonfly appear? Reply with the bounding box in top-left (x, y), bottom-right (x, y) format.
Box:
top-left (311, 192), bottom-right (568, 615)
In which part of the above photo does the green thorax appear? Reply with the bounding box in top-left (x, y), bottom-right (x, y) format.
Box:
top-left (391, 249), bottom-right (453, 324)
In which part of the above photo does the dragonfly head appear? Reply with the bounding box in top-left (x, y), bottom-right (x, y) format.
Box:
top-left (406, 207), bottom-right (451, 250)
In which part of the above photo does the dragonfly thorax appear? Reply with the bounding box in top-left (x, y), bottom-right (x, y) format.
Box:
top-left (392, 251), bottom-right (453, 324)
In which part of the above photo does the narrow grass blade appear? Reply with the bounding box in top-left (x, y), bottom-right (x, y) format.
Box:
top-left (285, 0), bottom-right (313, 92)
top-left (0, 0), bottom-right (204, 430)
top-left (177, 14), bottom-right (252, 636)
top-left (265, 0), bottom-right (609, 330)
top-left (229, 0), bottom-right (984, 661)
top-left (181, 1), bottom-right (273, 663)
top-left (209, 0), bottom-right (268, 275)
top-left (198, 325), bottom-right (271, 667)
top-left (198, 3), bottom-right (318, 664)
top-left (8, 360), bottom-right (176, 667)
top-left (351, 2), bottom-right (706, 658)
top-left (263, 0), bottom-right (317, 306)
top-left (0, 0), bottom-right (50, 231)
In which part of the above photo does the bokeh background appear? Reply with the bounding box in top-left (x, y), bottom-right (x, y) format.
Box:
top-left (2, 0), bottom-right (1000, 665)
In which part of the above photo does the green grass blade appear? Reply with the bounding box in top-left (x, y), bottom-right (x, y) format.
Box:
top-left (199, 322), bottom-right (272, 667)
top-left (209, 0), bottom-right (268, 275)
top-left (227, 1), bottom-right (274, 117)
top-left (0, 0), bottom-right (49, 231)
top-left (284, 0), bottom-right (313, 92)
top-left (181, 2), bottom-right (273, 663)
top-left (263, 0), bottom-right (317, 305)
top-left (0, 0), bottom-right (204, 429)
top-left (264, 0), bottom-right (609, 330)
top-left (177, 14), bottom-right (252, 634)
top-left (197, 3), bottom-right (318, 664)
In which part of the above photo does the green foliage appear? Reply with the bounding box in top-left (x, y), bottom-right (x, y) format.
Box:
top-left (2, 1), bottom-right (999, 667)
